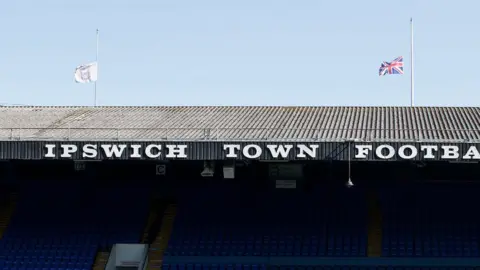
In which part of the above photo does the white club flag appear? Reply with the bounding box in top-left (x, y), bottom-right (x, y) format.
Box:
top-left (74, 62), bottom-right (98, 83)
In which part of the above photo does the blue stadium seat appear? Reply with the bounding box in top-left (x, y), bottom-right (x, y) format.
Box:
top-left (165, 186), bottom-right (367, 259)
top-left (380, 187), bottom-right (480, 257)
top-left (0, 181), bottom-right (149, 269)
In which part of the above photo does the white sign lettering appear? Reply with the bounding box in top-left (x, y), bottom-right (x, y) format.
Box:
top-left (463, 145), bottom-right (480, 159)
top-left (44, 143), bottom-right (480, 161)
top-left (354, 145), bottom-right (372, 159)
top-left (352, 144), bottom-right (477, 160)
top-left (266, 144), bottom-right (293, 158)
top-left (375, 144), bottom-right (395, 159)
top-left (45, 144), bottom-right (187, 159)
top-left (398, 145), bottom-right (417, 159)
top-left (420, 145), bottom-right (437, 159)
top-left (297, 145), bottom-right (319, 158)
top-left (243, 144), bottom-right (262, 159)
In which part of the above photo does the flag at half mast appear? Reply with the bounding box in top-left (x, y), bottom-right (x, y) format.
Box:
top-left (74, 62), bottom-right (98, 83)
top-left (379, 56), bottom-right (404, 76)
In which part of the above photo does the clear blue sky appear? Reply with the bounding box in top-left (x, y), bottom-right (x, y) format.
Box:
top-left (0, 1), bottom-right (478, 107)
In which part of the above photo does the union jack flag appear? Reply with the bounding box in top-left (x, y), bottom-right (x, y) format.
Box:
top-left (379, 56), bottom-right (404, 76)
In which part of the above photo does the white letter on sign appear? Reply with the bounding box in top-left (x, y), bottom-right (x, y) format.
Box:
top-left (101, 144), bottom-right (127, 158)
top-left (398, 145), bottom-right (417, 159)
top-left (82, 144), bottom-right (97, 158)
top-left (223, 144), bottom-right (241, 158)
top-left (60, 145), bottom-right (78, 158)
top-left (44, 144), bottom-right (56, 158)
top-left (165, 145), bottom-right (187, 158)
top-left (441, 145), bottom-right (459, 159)
top-left (376, 145), bottom-right (395, 159)
top-left (355, 145), bottom-right (372, 159)
top-left (297, 145), bottom-right (318, 158)
top-left (266, 145), bottom-right (293, 158)
top-left (145, 145), bottom-right (162, 158)
top-left (243, 144), bottom-right (262, 159)
top-left (463, 146), bottom-right (480, 160)
top-left (420, 145), bottom-right (438, 159)
top-left (130, 145), bottom-right (142, 158)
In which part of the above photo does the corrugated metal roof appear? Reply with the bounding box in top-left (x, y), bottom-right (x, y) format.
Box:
top-left (1, 106), bottom-right (480, 142)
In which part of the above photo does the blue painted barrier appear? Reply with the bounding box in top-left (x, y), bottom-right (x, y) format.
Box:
top-left (163, 256), bottom-right (480, 266)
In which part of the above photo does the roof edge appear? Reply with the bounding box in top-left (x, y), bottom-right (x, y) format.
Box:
top-left (1, 105), bottom-right (480, 109)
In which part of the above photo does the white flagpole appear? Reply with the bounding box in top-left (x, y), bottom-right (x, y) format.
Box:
top-left (94, 29), bottom-right (99, 107)
top-left (410, 18), bottom-right (415, 107)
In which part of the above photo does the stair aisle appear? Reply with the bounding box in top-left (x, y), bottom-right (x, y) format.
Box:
top-left (142, 199), bottom-right (168, 244)
top-left (0, 192), bottom-right (17, 239)
top-left (92, 251), bottom-right (110, 270)
top-left (367, 190), bottom-right (382, 257)
top-left (142, 208), bottom-right (158, 244)
top-left (147, 204), bottom-right (177, 270)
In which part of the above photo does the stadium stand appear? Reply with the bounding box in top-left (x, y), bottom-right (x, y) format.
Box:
top-left (2, 106), bottom-right (480, 269)
top-left (380, 186), bottom-right (480, 258)
top-left (0, 180), bottom-right (150, 270)
top-left (164, 184), bottom-right (367, 260)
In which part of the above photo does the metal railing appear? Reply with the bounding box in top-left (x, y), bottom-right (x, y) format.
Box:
top-left (0, 127), bottom-right (479, 142)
